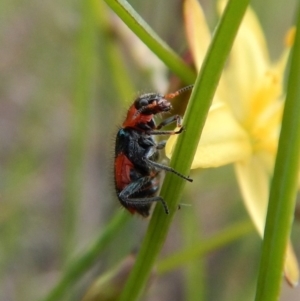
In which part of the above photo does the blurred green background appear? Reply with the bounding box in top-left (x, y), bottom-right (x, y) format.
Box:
top-left (0, 0), bottom-right (299, 300)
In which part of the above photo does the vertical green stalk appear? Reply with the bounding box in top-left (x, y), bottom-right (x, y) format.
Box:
top-left (255, 5), bottom-right (300, 301)
top-left (96, 0), bottom-right (135, 99)
top-left (63, 0), bottom-right (97, 262)
top-left (181, 206), bottom-right (205, 301)
top-left (118, 1), bottom-right (249, 300)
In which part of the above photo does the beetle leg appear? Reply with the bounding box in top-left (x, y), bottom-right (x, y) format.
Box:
top-left (156, 141), bottom-right (166, 149)
top-left (143, 157), bottom-right (193, 182)
top-left (146, 115), bottom-right (184, 135)
top-left (147, 127), bottom-right (184, 135)
top-left (119, 176), bottom-right (169, 214)
top-left (156, 115), bottom-right (182, 129)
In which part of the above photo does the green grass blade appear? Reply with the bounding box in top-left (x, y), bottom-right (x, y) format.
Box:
top-left (96, 0), bottom-right (135, 99)
top-left (41, 211), bottom-right (129, 301)
top-left (103, 0), bottom-right (196, 84)
top-left (254, 5), bottom-right (300, 300)
top-left (157, 220), bottom-right (254, 275)
top-left (62, 0), bottom-right (98, 262)
top-left (181, 205), bottom-right (206, 301)
top-left (117, 1), bottom-right (250, 300)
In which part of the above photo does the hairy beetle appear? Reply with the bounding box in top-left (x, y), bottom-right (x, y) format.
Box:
top-left (114, 85), bottom-right (193, 217)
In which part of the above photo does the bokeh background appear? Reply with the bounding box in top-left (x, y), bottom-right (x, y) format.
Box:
top-left (0, 0), bottom-right (299, 300)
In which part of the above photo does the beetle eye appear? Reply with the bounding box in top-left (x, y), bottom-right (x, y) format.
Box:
top-left (135, 97), bottom-right (149, 109)
top-left (139, 98), bottom-right (149, 107)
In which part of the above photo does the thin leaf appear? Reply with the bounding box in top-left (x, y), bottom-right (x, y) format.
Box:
top-left (41, 211), bottom-right (129, 301)
top-left (157, 220), bottom-right (254, 275)
top-left (103, 0), bottom-right (196, 84)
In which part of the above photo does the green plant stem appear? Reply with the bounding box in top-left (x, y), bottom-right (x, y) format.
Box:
top-left (62, 0), bottom-right (97, 262)
top-left (181, 203), bottom-right (205, 301)
top-left (117, 1), bottom-right (250, 300)
top-left (157, 220), bottom-right (254, 275)
top-left (103, 0), bottom-right (196, 84)
top-left (96, 0), bottom-right (135, 99)
top-left (254, 5), bottom-right (300, 301)
top-left (41, 211), bottom-right (129, 301)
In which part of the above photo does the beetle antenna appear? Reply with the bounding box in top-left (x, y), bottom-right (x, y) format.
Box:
top-left (164, 85), bottom-right (194, 100)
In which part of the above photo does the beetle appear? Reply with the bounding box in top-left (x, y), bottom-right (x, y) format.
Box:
top-left (114, 85), bottom-right (193, 217)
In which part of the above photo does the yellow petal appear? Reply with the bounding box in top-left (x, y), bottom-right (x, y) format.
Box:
top-left (235, 156), bottom-right (299, 286)
top-left (220, 3), bottom-right (270, 122)
top-left (235, 155), bottom-right (271, 236)
top-left (165, 102), bottom-right (251, 168)
top-left (183, 0), bottom-right (211, 70)
top-left (247, 32), bottom-right (290, 126)
top-left (250, 97), bottom-right (283, 155)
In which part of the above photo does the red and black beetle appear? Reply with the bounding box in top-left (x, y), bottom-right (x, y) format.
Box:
top-left (114, 85), bottom-right (193, 217)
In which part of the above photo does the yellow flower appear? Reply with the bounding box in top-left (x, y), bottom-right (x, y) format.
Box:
top-left (166, 0), bottom-right (299, 286)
